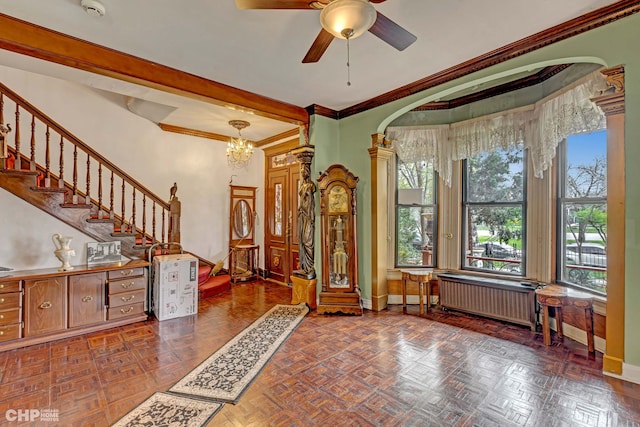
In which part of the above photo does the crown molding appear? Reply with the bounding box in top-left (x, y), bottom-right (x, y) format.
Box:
top-left (338, 0), bottom-right (640, 118)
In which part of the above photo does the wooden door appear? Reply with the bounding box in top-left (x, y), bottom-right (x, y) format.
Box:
top-left (69, 272), bottom-right (106, 328)
top-left (265, 144), bottom-right (300, 285)
top-left (24, 277), bottom-right (67, 337)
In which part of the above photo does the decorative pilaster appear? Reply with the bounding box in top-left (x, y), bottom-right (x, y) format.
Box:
top-left (368, 133), bottom-right (394, 311)
top-left (592, 65), bottom-right (625, 376)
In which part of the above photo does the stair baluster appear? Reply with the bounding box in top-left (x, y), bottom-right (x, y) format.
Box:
top-left (30, 115), bottom-right (36, 172)
top-left (45, 126), bottom-right (51, 187)
top-left (109, 170), bottom-right (114, 219)
top-left (72, 145), bottom-right (78, 204)
top-left (85, 153), bottom-right (90, 205)
top-left (97, 163), bottom-right (103, 219)
top-left (14, 104), bottom-right (20, 170)
top-left (58, 135), bottom-right (64, 189)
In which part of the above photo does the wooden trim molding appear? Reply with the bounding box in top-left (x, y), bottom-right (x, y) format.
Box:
top-left (255, 128), bottom-right (300, 148)
top-left (338, 1), bottom-right (640, 118)
top-left (413, 65), bottom-right (571, 111)
top-left (591, 65), bottom-right (625, 376)
top-left (0, 13), bottom-right (308, 126)
top-left (158, 123), bottom-right (234, 142)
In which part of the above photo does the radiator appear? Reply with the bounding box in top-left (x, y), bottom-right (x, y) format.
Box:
top-left (438, 274), bottom-right (537, 330)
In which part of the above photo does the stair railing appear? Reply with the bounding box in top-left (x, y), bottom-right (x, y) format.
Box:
top-left (0, 81), bottom-right (179, 246)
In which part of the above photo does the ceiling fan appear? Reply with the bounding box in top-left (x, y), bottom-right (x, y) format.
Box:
top-left (235, 0), bottom-right (417, 63)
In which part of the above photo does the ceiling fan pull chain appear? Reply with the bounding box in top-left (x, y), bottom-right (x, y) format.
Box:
top-left (346, 36), bottom-right (351, 87)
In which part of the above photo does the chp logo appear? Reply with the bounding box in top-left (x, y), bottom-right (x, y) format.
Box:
top-left (5, 408), bottom-right (59, 422)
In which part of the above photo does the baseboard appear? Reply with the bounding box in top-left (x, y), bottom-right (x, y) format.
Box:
top-left (604, 362), bottom-right (640, 385)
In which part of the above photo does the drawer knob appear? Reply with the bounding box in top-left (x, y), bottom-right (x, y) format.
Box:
top-left (121, 295), bottom-right (135, 302)
top-left (0, 298), bottom-right (3, 303)
top-left (0, 314), bottom-right (3, 319)
top-left (0, 284), bottom-right (4, 288)
top-left (120, 306), bottom-right (134, 314)
top-left (82, 296), bottom-right (94, 303)
top-left (121, 270), bottom-right (135, 276)
top-left (39, 301), bottom-right (52, 309)
top-left (0, 331), bottom-right (3, 336)
top-left (121, 282), bottom-right (135, 289)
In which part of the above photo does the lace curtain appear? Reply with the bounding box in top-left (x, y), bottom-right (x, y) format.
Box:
top-left (386, 70), bottom-right (608, 186)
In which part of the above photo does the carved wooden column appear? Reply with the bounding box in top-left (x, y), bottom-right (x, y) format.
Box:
top-left (368, 134), bottom-right (394, 311)
top-left (591, 65), bottom-right (625, 375)
top-left (290, 145), bottom-right (317, 309)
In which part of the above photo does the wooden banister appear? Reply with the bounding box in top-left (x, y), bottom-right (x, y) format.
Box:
top-left (0, 80), bottom-right (179, 250)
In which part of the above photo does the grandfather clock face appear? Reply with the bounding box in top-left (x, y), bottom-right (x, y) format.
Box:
top-left (328, 185), bottom-right (351, 289)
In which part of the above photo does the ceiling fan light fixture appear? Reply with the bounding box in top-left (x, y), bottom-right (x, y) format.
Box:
top-left (320, 0), bottom-right (377, 40)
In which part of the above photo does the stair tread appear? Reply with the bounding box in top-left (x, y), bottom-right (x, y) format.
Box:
top-left (87, 218), bottom-right (115, 223)
top-left (60, 203), bottom-right (92, 209)
top-left (1, 169), bottom-right (39, 176)
top-left (199, 274), bottom-right (231, 299)
top-left (29, 186), bottom-right (67, 193)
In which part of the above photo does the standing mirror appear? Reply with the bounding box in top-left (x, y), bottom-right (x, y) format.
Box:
top-left (233, 199), bottom-right (253, 239)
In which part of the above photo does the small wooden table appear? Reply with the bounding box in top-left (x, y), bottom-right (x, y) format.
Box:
top-left (401, 270), bottom-right (432, 315)
top-left (535, 284), bottom-right (595, 353)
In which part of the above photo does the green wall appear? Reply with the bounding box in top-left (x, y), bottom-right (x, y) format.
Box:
top-left (311, 13), bottom-right (640, 367)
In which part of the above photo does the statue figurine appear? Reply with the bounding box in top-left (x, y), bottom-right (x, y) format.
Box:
top-left (169, 182), bottom-right (178, 201)
top-left (294, 162), bottom-right (317, 279)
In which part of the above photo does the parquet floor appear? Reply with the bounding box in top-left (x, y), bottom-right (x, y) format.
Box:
top-left (0, 280), bottom-right (639, 426)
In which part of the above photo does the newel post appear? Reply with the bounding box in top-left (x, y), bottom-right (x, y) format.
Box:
top-left (168, 196), bottom-right (181, 244)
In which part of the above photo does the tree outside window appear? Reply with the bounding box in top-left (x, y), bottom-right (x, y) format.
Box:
top-left (558, 130), bottom-right (607, 294)
top-left (463, 147), bottom-right (525, 275)
top-left (396, 159), bottom-right (437, 267)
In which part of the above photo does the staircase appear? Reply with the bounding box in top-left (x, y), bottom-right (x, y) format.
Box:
top-left (0, 81), bottom-right (229, 299)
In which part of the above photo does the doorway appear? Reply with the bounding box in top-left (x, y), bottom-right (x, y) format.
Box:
top-left (264, 140), bottom-right (300, 285)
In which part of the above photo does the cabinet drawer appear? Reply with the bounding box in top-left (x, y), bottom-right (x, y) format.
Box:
top-left (107, 268), bottom-right (145, 280)
top-left (107, 302), bottom-right (145, 320)
top-left (109, 289), bottom-right (145, 308)
top-left (109, 277), bottom-right (147, 294)
top-left (0, 281), bottom-right (21, 293)
top-left (0, 308), bottom-right (21, 326)
top-left (0, 323), bottom-right (21, 342)
top-left (0, 292), bottom-right (21, 310)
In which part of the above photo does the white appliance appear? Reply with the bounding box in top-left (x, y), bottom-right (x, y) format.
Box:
top-left (152, 254), bottom-right (198, 321)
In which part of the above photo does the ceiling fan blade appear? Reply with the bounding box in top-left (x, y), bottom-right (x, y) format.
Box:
top-left (368, 11), bottom-right (417, 51)
top-left (235, 0), bottom-right (314, 9)
top-left (302, 29), bottom-right (335, 63)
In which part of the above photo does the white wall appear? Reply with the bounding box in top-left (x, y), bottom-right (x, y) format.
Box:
top-left (0, 66), bottom-right (264, 271)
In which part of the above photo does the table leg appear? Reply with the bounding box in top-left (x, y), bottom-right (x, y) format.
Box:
top-left (418, 281), bottom-right (424, 315)
top-left (556, 307), bottom-right (564, 338)
top-left (542, 305), bottom-right (551, 346)
top-left (584, 308), bottom-right (595, 353)
top-left (402, 278), bottom-right (407, 313)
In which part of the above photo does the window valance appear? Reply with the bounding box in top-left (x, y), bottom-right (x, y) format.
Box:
top-left (386, 70), bottom-right (608, 186)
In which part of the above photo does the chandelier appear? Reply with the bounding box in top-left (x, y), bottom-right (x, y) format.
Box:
top-left (226, 120), bottom-right (253, 168)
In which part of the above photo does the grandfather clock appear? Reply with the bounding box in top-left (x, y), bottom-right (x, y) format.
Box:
top-left (317, 164), bottom-right (362, 315)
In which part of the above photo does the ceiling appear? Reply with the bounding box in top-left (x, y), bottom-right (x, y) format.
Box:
top-left (0, 0), bottom-right (622, 144)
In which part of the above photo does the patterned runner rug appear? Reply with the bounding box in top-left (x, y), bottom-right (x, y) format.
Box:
top-left (169, 303), bottom-right (309, 403)
top-left (111, 392), bottom-right (222, 427)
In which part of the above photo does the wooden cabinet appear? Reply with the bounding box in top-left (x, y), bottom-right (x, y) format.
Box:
top-left (0, 260), bottom-right (149, 351)
top-left (107, 267), bottom-right (147, 320)
top-left (24, 277), bottom-right (67, 337)
top-left (69, 272), bottom-right (105, 328)
top-left (0, 280), bottom-right (22, 342)
top-left (230, 244), bottom-right (259, 283)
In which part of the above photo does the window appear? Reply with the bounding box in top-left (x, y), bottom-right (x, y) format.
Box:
top-left (462, 147), bottom-right (525, 275)
top-left (395, 158), bottom-right (437, 267)
top-left (557, 130), bottom-right (607, 294)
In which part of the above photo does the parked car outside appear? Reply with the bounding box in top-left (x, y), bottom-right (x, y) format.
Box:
top-left (565, 243), bottom-right (606, 268)
top-left (480, 242), bottom-right (521, 259)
